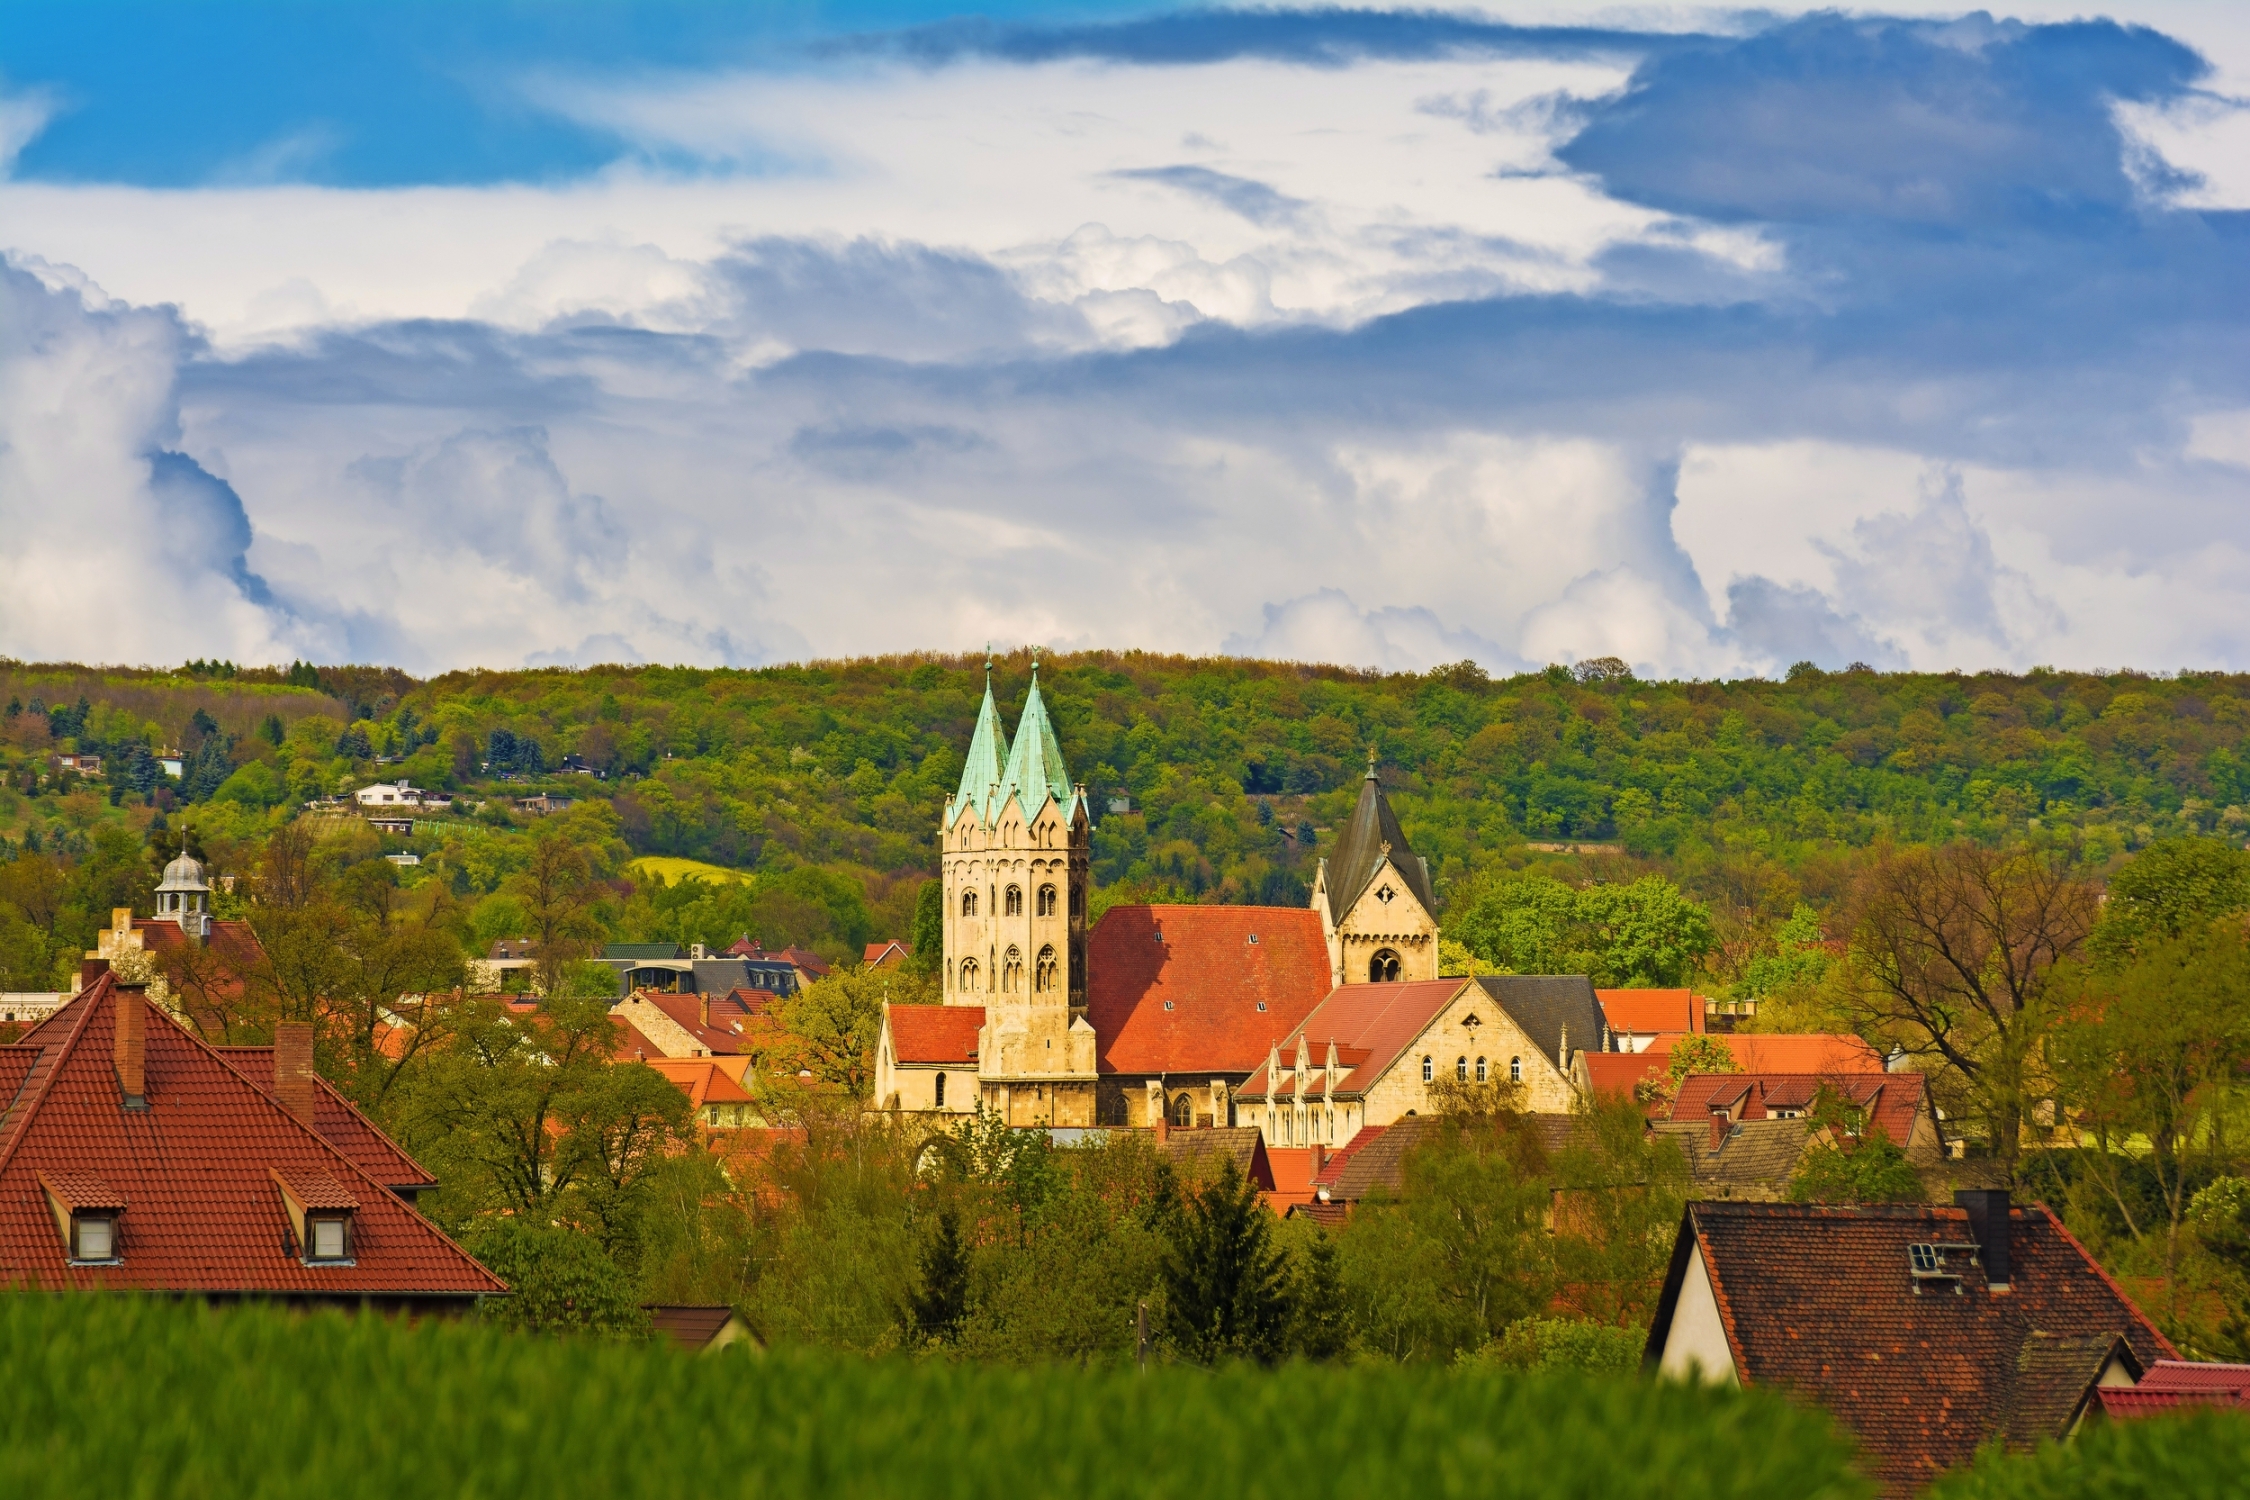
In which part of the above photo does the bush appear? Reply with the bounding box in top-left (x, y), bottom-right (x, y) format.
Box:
top-left (465, 1220), bottom-right (650, 1338)
top-left (1931, 1409), bottom-right (2250, 1498)
top-left (1465, 1317), bottom-right (1646, 1376)
top-left (0, 1294), bottom-right (1871, 1500)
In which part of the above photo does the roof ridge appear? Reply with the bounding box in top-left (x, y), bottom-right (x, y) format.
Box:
top-left (950, 665), bottom-right (1012, 822)
top-left (0, 976), bottom-right (107, 1179)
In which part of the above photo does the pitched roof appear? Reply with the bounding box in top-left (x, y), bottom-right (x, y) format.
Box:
top-left (1085, 905), bottom-right (1333, 1076)
top-left (1581, 1050), bottom-right (1663, 1099)
top-left (610, 1019), bottom-right (668, 1062)
top-left (1157, 1127), bottom-right (1274, 1191)
top-left (641, 1058), bottom-right (756, 1110)
top-left (646, 1304), bottom-right (752, 1351)
top-left (1669, 1071), bottom-right (1934, 1154)
top-left (1597, 988), bottom-right (1704, 1035)
top-left (863, 940), bottom-right (911, 966)
top-left (642, 994), bottom-right (742, 1055)
top-left (1649, 1117), bottom-right (1811, 1197)
top-left (950, 669), bottom-right (1012, 819)
top-left (2003, 1332), bottom-right (2138, 1447)
top-left (888, 1004), bottom-right (983, 1065)
top-left (1314, 1114), bottom-right (1590, 1204)
top-left (217, 1047), bottom-right (438, 1192)
top-left (1237, 979), bottom-right (1461, 1099)
top-left (1471, 975), bottom-right (1607, 1071)
top-left (1646, 1200), bottom-right (2174, 1494)
top-left (2098, 1360), bottom-right (2250, 1418)
top-left (604, 942), bottom-right (685, 961)
top-left (1581, 1034), bottom-right (1884, 1103)
top-left (0, 977), bottom-right (502, 1300)
top-left (997, 664), bottom-right (1075, 822)
top-left (1324, 766), bottom-right (1431, 915)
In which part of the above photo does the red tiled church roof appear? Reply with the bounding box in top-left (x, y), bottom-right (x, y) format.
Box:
top-left (889, 1005), bottom-right (982, 1065)
top-left (0, 976), bottom-right (503, 1302)
top-left (1239, 979), bottom-right (1462, 1098)
top-left (1085, 905), bottom-right (1333, 1076)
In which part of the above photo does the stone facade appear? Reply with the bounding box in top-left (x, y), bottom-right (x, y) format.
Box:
top-left (1312, 760), bottom-right (1440, 988)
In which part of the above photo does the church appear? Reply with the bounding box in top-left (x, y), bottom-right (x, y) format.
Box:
top-left (874, 662), bottom-right (1453, 1128)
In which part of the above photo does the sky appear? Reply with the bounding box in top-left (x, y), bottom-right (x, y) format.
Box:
top-left (2, 2), bottom-right (2247, 679)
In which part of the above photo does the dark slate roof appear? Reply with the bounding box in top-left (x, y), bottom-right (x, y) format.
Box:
top-left (1325, 769), bottom-right (1432, 915)
top-left (1471, 975), bottom-right (1607, 1065)
top-left (691, 958), bottom-right (752, 995)
top-left (604, 943), bottom-right (685, 961)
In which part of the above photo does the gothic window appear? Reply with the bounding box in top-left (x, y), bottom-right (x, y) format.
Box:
top-left (1421, 1055), bottom-right (1433, 1083)
top-left (1006, 885), bottom-right (1023, 916)
top-left (1037, 884), bottom-right (1057, 917)
top-left (934, 1072), bottom-right (946, 1109)
top-left (961, 889), bottom-right (978, 918)
top-left (1456, 1056), bottom-right (1468, 1083)
top-left (960, 958), bottom-right (980, 993)
top-left (1034, 945), bottom-right (1058, 993)
top-left (1369, 949), bottom-right (1401, 983)
top-left (1476, 1056), bottom-right (1488, 1083)
top-left (1173, 1093), bottom-right (1194, 1127)
top-left (1070, 887), bottom-right (1083, 917)
top-left (1509, 1056), bottom-right (1522, 1083)
top-left (1002, 946), bottom-right (1024, 993)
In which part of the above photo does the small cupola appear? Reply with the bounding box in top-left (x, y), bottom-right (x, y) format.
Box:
top-left (155, 851), bottom-right (212, 939)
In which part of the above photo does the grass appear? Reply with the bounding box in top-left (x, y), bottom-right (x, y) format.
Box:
top-left (627, 854), bottom-right (754, 886)
top-left (1931, 1407), bottom-right (2250, 1498)
top-left (0, 1295), bottom-right (1871, 1500)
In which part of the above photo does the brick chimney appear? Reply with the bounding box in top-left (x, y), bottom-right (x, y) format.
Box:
top-left (113, 980), bottom-right (147, 1106)
top-left (80, 956), bottom-right (110, 992)
top-left (1152, 1114), bottom-right (1169, 1146)
top-left (1956, 1188), bottom-right (2012, 1288)
top-left (274, 1021), bottom-right (317, 1128)
top-left (1709, 1109), bottom-right (1730, 1153)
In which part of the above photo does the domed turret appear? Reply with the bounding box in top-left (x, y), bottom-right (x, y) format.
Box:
top-left (155, 850), bottom-right (212, 937)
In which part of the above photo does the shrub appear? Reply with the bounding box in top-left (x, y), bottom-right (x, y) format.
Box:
top-left (1930, 1409), bottom-right (2250, 1498)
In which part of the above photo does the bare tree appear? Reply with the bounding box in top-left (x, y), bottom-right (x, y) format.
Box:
top-left (1848, 842), bottom-right (2098, 1175)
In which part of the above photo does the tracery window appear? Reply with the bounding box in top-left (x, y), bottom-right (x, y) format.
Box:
top-left (960, 958), bottom-right (980, 993)
top-left (1035, 945), bottom-right (1058, 993)
top-left (1037, 884), bottom-right (1058, 917)
top-left (1002, 946), bottom-right (1024, 993)
top-left (1369, 949), bottom-right (1401, 983)
top-left (1006, 885), bottom-right (1024, 916)
top-left (1173, 1093), bottom-right (1194, 1128)
top-left (961, 889), bottom-right (978, 918)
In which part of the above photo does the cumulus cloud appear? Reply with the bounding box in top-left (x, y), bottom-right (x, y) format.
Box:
top-left (1225, 589), bottom-right (1518, 673)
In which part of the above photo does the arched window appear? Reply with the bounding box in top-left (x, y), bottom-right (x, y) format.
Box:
top-left (1006, 885), bottom-right (1024, 916)
top-left (934, 1072), bottom-right (946, 1109)
top-left (1173, 1093), bottom-right (1195, 1127)
top-left (1037, 884), bottom-right (1057, 917)
top-left (961, 889), bottom-right (978, 918)
top-left (1421, 1055), bottom-right (1433, 1083)
top-left (1456, 1056), bottom-right (1468, 1082)
top-left (1509, 1056), bottom-right (1522, 1083)
top-left (1369, 949), bottom-right (1401, 983)
top-left (1002, 946), bottom-right (1024, 993)
top-left (960, 958), bottom-right (980, 993)
top-left (1034, 945), bottom-right (1058, 992)
top-left (1070, 887), bottom-right (1083, 917)
top-left (1476, 1056), bottom-right (1488, 1083)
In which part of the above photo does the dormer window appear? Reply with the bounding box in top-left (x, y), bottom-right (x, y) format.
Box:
top-left (307, 1215), bottom-right (352, 1262)
top-left (42, 1174), bottom-right (127, 1265)
top-left (72, 1213), bottom-right (120, 1263)
top-left (273, 1168), bottom-right (359, 1267)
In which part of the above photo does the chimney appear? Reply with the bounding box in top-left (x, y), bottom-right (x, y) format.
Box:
top-left (113, 980), bottom-right (147, 1106)
top-left (80, 956), bottom-right (110, 992)
top-left (1152, 1111), bottom-right (1169, 1146)
top-left (1956, 1189), bottom-right (2012, 1287)
top-left (699, 993), bottom-right (711, 1029)
top-left (1308, 1142), bottom-right (1325, 1177)
top-left (1709, 1109), bottom-right (1729, 1153)
top-left (274, 1021), bottom-right (317, 1128)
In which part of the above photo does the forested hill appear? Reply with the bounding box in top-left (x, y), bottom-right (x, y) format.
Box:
top-left (6, 653), bottom-right (2246, 909)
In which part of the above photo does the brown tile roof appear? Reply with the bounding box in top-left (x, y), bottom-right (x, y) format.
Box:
top-left (1669, 1071), bottom-right (1935, 1157)
top-left (0, 976), bottom-right (502, 1302)
top-left (2003, 1332), bottom-right (2138, 1447)
top-left (1646, 1199), bottom-right (2174, 1495)
top-left (1086, 905), bottom-right (1332, 1076)
top-left (1305, 1113), bottom-right (1592, 1206)
top-left (1597, 988), bottom-right (1704, 1035)
top-left (888, 1004), bottom-right (982, 1065)
top-left (218, 1047), bottom-right (438, 1192)
top-left (646, 1304), bottom-right (750, 1351)
top-left (1157, 1126), bottom-right (1274, 1191)
top-left (1650, 1118), bottom-right (1811, 1198)
top-left (1286, 1200), bottom-right (1350, 1228)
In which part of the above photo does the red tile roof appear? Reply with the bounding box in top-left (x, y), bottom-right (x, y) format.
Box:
top-left (0, 977), bottom-right (503, 1301)
top-left (1648, 1200), bottom-right (2174, 1494)
top-left (888, 1004), bottom-right (982, 1065)
top-left (1597, 988), bottom-right (1704, 1035)
top-left (1085, 905), bottom-right (1333, 1076)
top-left (1723, 1033), bottom-right (1885, 1073)
top-left (641, 1058), bottom-right (757, 1110)
top-left (642, 993), bottom-right (742, 1054)
top-left (863, 940), bottom-right (911, 967)
top-left (1581, 1050), bottom-right (1663, 1099)
top-left (610, 1019), bottom-right (667, 1062)
top-left (1669, 1071), bottom-right (1933, 1151)
top-left (1237, 979), bottom-right (1463, 1099)
top-left (217, 1047), bottom-right (439, 1192)
top-left (272, 1167), bottom-right (360, 1210)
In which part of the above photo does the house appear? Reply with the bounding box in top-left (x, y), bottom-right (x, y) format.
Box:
top-left (353, 780), bottom-right (421, 808)
top-left (217, 1037), bottom-right (441, 1205)
top-left (1154, 1121), bottom-right (1275, 1191)
top-left (158, 754), bottom-right (184, 779)
top-left (2098, 1360), bottom-right (2250, 1418)
top-left (863, 940), bottom-right (912, 969)
top-left (0, 973), bottom-right (503, 1310)
top-left (607, 943), bottom-right (810, 1000)
top-left (875, 1003), bottom-right (983, 1114)
top-left (1292, 1112), bottom-right (1593, 1220)
top-left (607, 991), bottom-right (755, 1059)
top-left (641, 1057), bottom-right (762, 1129)
top-left (1234, 975), bottom-right (1608, 1148)
top-left (1643, 1192), bottom-right (2172, 1495)
top-left (646, 1305), bottom-right (757, 1352)
top-left (2, 993), bottom-right (69, 1027)
top-left (54, 753), bottom-right (102, 775)
top-left (368, 817), bottom-right (415, 836)
top-left (1649, 1115), bottom-right (1816, 1200)
top-left (1667, 1071), bottom-right (1944, 1163)
top-left (1579, 1031), bottom-right (1887, 1103)
top-left (516, 794), bottom-right (573, 815)
top-left (1596, 987), bottom-right (1705, 1051)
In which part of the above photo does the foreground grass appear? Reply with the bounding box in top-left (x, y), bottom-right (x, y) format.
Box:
top-left (0, 1295), bottom-right (1867, 1499)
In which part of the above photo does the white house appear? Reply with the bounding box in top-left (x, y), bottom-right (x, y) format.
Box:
top-left (354, 781), bottom-right (423, 808)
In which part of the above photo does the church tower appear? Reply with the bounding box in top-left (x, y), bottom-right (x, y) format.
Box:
top-left (1311, 753), bottom-right (1439, 987)
top-left (940, 657), bottom-right (1096, 1125)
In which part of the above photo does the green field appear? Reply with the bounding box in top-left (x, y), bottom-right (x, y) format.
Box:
top-left (627, 854), bottom-right (754, 886)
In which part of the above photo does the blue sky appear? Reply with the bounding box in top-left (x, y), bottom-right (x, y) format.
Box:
top-left (3, 3), bottom-right (2248, 675)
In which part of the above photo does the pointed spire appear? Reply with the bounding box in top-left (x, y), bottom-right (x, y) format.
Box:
top-left (999, 651), bottom-right (1073, 820)
top-left (952, 655), bottom-right (1011, 822)
top-left (1326, 756), bottom-right (1433, 915)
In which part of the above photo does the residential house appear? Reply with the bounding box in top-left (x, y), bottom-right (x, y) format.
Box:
top-left (2098, 1361), bottom-right (2250, 1418)
top-left (2, 993), bottom-right (69, 1027)
top-left (642, 1057), bottom-right (761, 1130)
top-left (1668, 1072), bottom-right (1944, 1162)
top-left (0, 973), bottom-right (503, 1310)
top-left (217, 1035), bottom-right (440, 1206)
top-left (1292, 1112), bottom-right (1592, 1222)
top-left (1650, 1115), bottom-right (1817, 1200)
top-left (1643, 1192), bottom-right (2172, 1495)
top-left (54, 753), bottom-right (102, 775)
top-left (1579, 1031), bottom-right (1886, 1101)
top-left (863, 940), bottom-right (912, 969)
top-left (516, 794), bottom-right (573, 815)
top-left (1234, 975), bottom-right (1609, 1148)
top-left (1154, 1121), bottom-right (1275, 1192)
top-left (646, 1305), bottom-right (757, 1352)
top-left (353, 780), bottom-right (422, 808)
top-left (1596, 988), bottom-right (1705, 1051)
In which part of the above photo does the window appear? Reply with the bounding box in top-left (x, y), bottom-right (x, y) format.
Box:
top-left (1509, 1056), bottom-right (1522, 1083)
top-left (960, 958), bottom-right (980, 993)
top-left (70, 1214), bottom-right (118, 1263)
top-left (1070, 888), bottom-right (1083, 917)
top-left (935, 1072), bottom-right (946, 1109)
top-left (1035, 945), bottom-right (1058, 993)
top-left (1002, 946), bottom-right (1024, 992)
top-left (961, 889), bottom-right (978, 917)
top-left (1421, 1055), bottom-right (1433, 1083)
top-left (1173, 1093), bottom-right (1194, 1127)
top-left (1006, 885), bottom-right (1024, 916)
top-left (1476, 1056), bottom-right (1488, 1083)
top-left (1037, 884), bottom-right (1058, 917)
top-left (307, 1215), bottom-right (351, 1262)
top-left (1369, 949), bottom-right (1401, 983)
top-left (1456, 1056), bottom-right (1468, 1082)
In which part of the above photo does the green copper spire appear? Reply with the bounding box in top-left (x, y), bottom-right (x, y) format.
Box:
top-left (951, 652), bottom-right (1011, 823)
top-left (999, 651), bottom-right (1073, 819)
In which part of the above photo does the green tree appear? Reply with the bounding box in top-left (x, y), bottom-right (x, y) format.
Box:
top-left (908, 878), bottom-right (944, 976)
top-left (465, 1219), bottom-right (651, 1338)
top-left (1162, 1156), bottom-right (1290, 1364)
top-left (1789, 1133), bottom-right (1925, 1203)
top-left (1448, 872), bottom-right (1713, 986)
top-left (906, 1208), bottom-right (972, 1346)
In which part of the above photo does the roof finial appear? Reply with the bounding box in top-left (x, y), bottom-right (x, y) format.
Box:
top-left (984, 643), bottom-right (993, 682)
top-left (1365, 744), bottom-right (1379, 779)
top-left (1030, 644), bottom-right (1040, 678)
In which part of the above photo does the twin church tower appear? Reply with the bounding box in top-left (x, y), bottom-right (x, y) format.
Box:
top-left (934, 658), bottom-right (1437, 1126)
